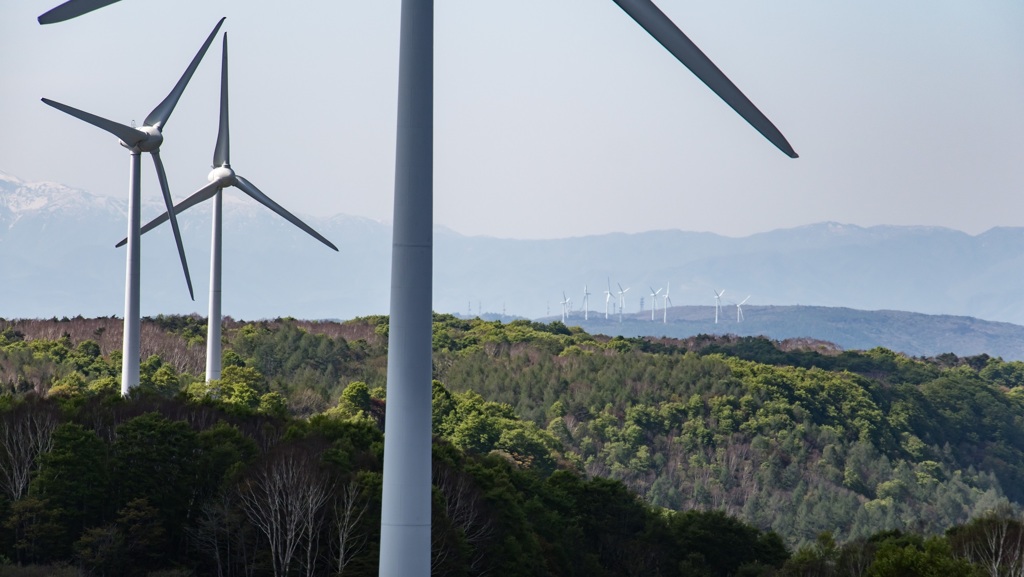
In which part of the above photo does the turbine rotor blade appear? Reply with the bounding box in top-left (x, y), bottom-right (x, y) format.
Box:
top-left (144, 17), bottom-right (226, 130)
top-left (42, 98), bottom-right (147, 146)
top-left (233, 175), bottom-right (339, 251)
top-left (38, 0), bottom-right (121, 24)
top-left (213, 33), bottom-right (231, 167)
top-left (117, 180), bottom-right (222, 247)
top-left (151, 151), bottom-right (195, 301)
top-left (611, 0), bottom-right (798, 158)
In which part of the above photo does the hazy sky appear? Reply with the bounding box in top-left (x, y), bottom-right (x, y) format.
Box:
top-left (2, 0), bottom-right (1022, 240)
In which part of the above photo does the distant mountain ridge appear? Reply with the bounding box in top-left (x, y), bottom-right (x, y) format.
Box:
top-left (3, 171), bottom-right (1024, 359)
top-left (553, 305), bottom-right (1024, 361)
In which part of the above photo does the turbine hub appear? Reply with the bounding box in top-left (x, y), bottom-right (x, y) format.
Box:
top-left (120, 125), bottom-right (163, 152)
top-left (208, 165), bottom-right (235, 186)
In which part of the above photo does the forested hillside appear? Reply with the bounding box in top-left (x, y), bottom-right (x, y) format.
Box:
top-left (2, 315), bottom-right (1024, 576)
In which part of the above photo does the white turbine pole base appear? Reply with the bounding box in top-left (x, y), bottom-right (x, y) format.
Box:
top-left (379, 0), bottom-right (433, 575)
top-left (205, 190), bottom-right (223, 382)
top-left (121, 151), bottom-right (141, 396)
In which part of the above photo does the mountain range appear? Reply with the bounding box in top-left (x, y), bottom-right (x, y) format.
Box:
top-left (4, 170), bottom-right (1024, 358)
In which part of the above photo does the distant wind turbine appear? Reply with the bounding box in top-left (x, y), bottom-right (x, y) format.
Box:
top-left (662, 281), bottom-right (672, 323)
top-left (560, 292), bottom-right (570, 323)
top-left (119, 32), bottom-right (338, 383)
top-left (582, 285), bottom-right (591, 321)
top-left (714, 289), bottom-right (726, 324)
top-left (650, 286), bottom-right (662, 321)
top-left (617, 283), bottom-right (630, 323)
top-left (736, 295), bottom-right (751, 322)
top-left (42, 18), bottom-right (224, 394)
top-left (604, 278), bottom-right (613, 320)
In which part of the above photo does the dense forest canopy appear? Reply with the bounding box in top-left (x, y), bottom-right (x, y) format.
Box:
top-left (2, 314), bottom-right (1024, 576)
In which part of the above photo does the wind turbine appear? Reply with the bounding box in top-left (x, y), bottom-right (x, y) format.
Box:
top-left (662, 281), bottom-right (672, 323)
top-left (604, 278), bottom-right (613, 320)
top-left (582, 285), bottom-right (591, 321)
top-left (617, 283), bottom-right (631, 323)
top-left (560, 292), bottom-right (569, 322)
top-left (736, 295), bottom-right (751, 322)
top-left (714, 289), bottom-right (726, 324)
top-left (41, 18), bottom-right (224, 395)
top-left (649, 286), bottom-right (662, 321)
top-left (38, 2), bottom-right (799, 575)
top-left (118, 33), bottom-right (339, 383)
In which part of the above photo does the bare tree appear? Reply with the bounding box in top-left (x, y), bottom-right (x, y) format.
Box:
top-left (952, 508), bottom-right (1024, 577)
top-left (236, 446), bottom-right (332, 577)
top-left (433, 465), bottom-right (495, 575)
top-left (333, 478), bottom-right (369, 576)
top-left (0, 397), bottom-right (59, 501)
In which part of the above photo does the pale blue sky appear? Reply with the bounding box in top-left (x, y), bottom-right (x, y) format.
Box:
top-left (2, 0), bottom-right (1022, 239)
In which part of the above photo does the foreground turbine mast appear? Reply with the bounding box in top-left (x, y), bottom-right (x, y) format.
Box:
top-left (382, 0), bottom-right (796, 575)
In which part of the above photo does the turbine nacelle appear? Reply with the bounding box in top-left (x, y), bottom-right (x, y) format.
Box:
top-left (119, 125), bottom-right (162, 152)
top-left (208, 165), bottom-right (235, 187)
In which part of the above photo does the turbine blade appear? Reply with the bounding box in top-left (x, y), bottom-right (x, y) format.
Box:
top-left (38, 0), bottom-right (121, 24)
top-left (233, 175), bottom-right (339, 251)
top-left (41, 98), bottom-right (147, 146)
top-left (144, 17), bottom-right (226, 130)
top-left (116, 181), bottom-right (221, 247)
top-left (611, 0), bottom-right (798, 158)
top-left (151, 151), bottom-right (195, 301)
top-left (213, 33), bottom-right (231, 167)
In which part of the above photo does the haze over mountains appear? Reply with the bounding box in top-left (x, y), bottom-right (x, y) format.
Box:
top-left (3, 171), bottom-right (1024, 357)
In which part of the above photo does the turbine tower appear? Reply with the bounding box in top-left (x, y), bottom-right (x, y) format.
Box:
top-left (582, 285), bottom-right (591, 321)
top-left (40, 3), bottom-right (799, 576)
top-left (560, 292), bottom-right (570, 323)
top-left (649, 286), bottom-right (662, 321)
top-left (617, 283), bottom-right (631, 323)
top-left (604, 278), bottom-right (613, 320)
top-left (662, 281), bottom-right (672, 323)
top-left (119, 33), bottom-right (338, 383)
top-left (714, 289), bottom-right (725, 324)
top-left (41, 18), bottom-right (224, 395)
top-left (736, 295), bottom-right (751, 322)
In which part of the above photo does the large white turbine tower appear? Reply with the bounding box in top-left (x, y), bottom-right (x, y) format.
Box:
top-left (120, 33), bottom-right (339, 383)
top-left (560, 292), bottom-right (570, 323)
top-left (41, 19), bottom-right (224, 395)
top-left (662, 281), bottom-right (672, 323)
top-left (40, 1), bottom-right (799, 574)
top-left (714, 289), bottom-right (726, 324)
top-left (582, 285), bottom-right (591, 321)
top-left (649, 286), bottom-right (662, 321)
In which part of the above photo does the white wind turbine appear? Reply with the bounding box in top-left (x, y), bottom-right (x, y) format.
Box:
top-left (617, 283), bottom-right (631, 323)
top-left (41, 19), bottom-right (224, 395)
top-left (604, 278), bottom-right (613, 320)
top-left (649, 286), bottom-right (662, 321)
top-left (662, 281), bottom-right (672, 323)
top-left (560, 291), bottom-right (570, 323)
top-left (118, 33), bottom-right (339, 383)
top-left (581, 285), bottom-right (591, 321)
top-left (714, 289), bottom-right (726, 324)
top-left (736, 295), bottom-right (751, 322)
top-left (38, 1), bottom-right (801, 573)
